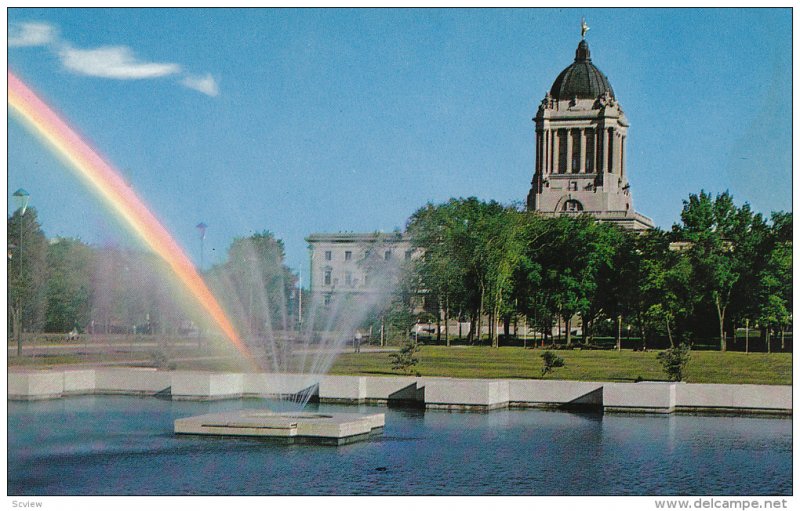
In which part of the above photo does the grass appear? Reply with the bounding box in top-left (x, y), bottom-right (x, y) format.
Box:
top-left (329, 346), bottom-right (792, 385)
top-left (8, 341), bottom-right (791, 385)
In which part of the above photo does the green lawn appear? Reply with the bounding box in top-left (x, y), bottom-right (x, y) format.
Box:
top-left (8, 342), bottom-right (790, 385)
top-left (329, 346), bottom-right (792, 385)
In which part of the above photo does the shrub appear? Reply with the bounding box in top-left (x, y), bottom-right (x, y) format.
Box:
top-left (390, 340), bottom-right (420, 375)
top-left (149, 351), bottom-right (176, 370)
top-left (540, 350), bottom-right (565, 377)
top-left (656, 343), bottom-right (691, 382)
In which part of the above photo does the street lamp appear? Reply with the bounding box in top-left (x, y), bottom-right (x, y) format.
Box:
top-left (13, 188), bottom-right (30, 215)
top-left (12, 188), bottom-right (30, 357)
top-left (196, 222), bottom-right (207, 271)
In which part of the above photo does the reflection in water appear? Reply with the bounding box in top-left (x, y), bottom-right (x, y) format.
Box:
top-left (8, 396), bottom-right (791, 496)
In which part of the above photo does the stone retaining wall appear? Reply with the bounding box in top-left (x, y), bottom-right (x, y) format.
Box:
top-left (7, 369), bottom-right (791, 415)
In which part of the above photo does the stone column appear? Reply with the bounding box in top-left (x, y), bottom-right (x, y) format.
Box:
top-left (541, 129), bottom-right (547, 174)
top-left (601, 127), bottom-right (609, 173)
top-left (565, 128), bottom-right (573, 174)
top-left (578, 128), bottom-right (586, 173)
top-left (620, 136), bottom-right (625, 178)
top-left (542, 129), bottom-right (549, 175)
top-left (552, 129), bottom-right (560, 174)
top-left (594, 124), bottom-right (606, 172)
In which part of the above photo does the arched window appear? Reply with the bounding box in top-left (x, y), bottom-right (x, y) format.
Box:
top-left (563, 199), bottom-right (584, 212)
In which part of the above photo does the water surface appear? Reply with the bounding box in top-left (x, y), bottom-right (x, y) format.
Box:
top-left (7, 396), bottom-right (791, 495)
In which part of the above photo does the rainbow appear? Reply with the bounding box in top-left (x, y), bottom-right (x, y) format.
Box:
top-left (8, 70), bottom-right (257, 369)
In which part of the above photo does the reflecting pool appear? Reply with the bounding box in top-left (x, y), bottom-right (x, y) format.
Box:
top-left (8, 396), bottom-right (791, 495)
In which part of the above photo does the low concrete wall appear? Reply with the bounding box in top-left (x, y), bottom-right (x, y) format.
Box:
top-left (508, 380), bottom-right (604, 409)
top-left (603, 382), bottom-right (676, 413)
top-left (363, 376), bottom-right (420, 401)
top-left (94, 368), bottom-right (171, 395)
top-left (242, 373), bottom-right (320, 397)
top-left (424, 379), bottom-right (510, 410)
top-left (172, 372), bottom-right (243, 400)
top-left (675, 383), bottom-right (791, 413)
top-left (318, 375), bottom-right (366, 403)
top-left (63, 369), bottom-right (96, 394)
top-left (8, 371), bottom-right (64, 400)
top-left (7, 369), bottom-right (792, 415)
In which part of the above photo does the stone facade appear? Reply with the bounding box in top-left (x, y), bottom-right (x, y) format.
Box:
top-left (305, 232), bottom-right (413, 303)
top-left (526, 38), bottom-right (654, 230)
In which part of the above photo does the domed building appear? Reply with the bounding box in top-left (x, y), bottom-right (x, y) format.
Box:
top-left (526, 27), bottom-right (654, 230)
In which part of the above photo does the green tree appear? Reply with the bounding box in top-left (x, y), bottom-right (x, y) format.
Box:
top-left (45, 238), bottom-right (94, 333)
top-left (8, 207), bottom-right (48, 355)
top-left (407, 198), bottom-right (507, 344)
top-left (481, 207), bottom-right (528, 347)
top-left (757, 241), bottom-right (791, 352)
top-left (676, 191), bottom-right (758, 351)
top-left (527, 215), bottom-right (602, 346)
top-left (206, 231), bottom-right (296, 339)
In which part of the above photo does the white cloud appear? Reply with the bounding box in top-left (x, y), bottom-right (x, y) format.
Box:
top-left (180, 73), bottom-right (220, 97)
top-left (11, 21), bottom-right (219, 97)
top-left (9, 22), bottom-right (57, 47)
top-left (59, 45), bottom-right (181, 79)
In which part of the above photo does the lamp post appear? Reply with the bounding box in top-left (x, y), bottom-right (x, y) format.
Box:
top-left (196, 222), bottom-right (207, 272)
top-left (297, 270), bottom-right (303, 332)
top-left (12, 188), bottom-right (30, 358)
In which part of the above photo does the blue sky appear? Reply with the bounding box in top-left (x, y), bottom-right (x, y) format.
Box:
top-left (7, 8), bottom-right (792, 276)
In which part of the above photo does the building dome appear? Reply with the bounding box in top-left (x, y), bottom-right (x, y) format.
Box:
top-left (549, 40), bottom-right (615, 101)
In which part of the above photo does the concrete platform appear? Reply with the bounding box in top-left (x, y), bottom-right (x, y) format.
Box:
top-left (174, 409), bottom-right (385, 445)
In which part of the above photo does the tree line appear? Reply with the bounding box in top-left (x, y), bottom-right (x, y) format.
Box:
top-left (7, 189), bottom-right (792, 354)
top-left (403, 191), bottom-right (792, 351)
top-left (7, 208), bottom-right (296, 347)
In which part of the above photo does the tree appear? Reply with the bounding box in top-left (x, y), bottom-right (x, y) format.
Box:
top-left (406, 203), bottom-right (465, 346)
top-left (8, 207), bottom-right (48, 355)
top-left (45, 238), bottom-right (94, 333)
top-left (481, 207), bottom-right (528, 347)
top-left (676, 191), bottom-right (756, 351)
top-left (757, 241), bottom-right (791, 352)
top-left (524, 215), bottom-right (601, 346)
top-left (206, 231), bottom-right (296, 339)
top-left (407, 198), bottom-right (507, 344)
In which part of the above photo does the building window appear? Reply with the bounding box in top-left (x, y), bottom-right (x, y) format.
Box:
top-left (364, 274), bottom-right (370, 287)
top-left (324, 294), bottom-right (332, 306)
top-left (564, 199), bottom-right (584, 212)
top-left (384, 250), bottom-right (392, 260)
top-left (324, 270), bottom-right (332, 286)
top-left (405, 249), bottom-right (413, 261)
top-left (558, 130), bottom-right (568, 174)
top-left (345, 272), bottom-right (352, 286)
top-left (324, 251), bottom-right (332, 261)
top-left (345, 251), bottom-right (352, 261)
top-left (569, 181), bottom-right (578, 191)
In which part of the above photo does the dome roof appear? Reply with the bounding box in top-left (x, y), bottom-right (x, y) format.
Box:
top-left (549, 40), bottom-right (615, 101)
